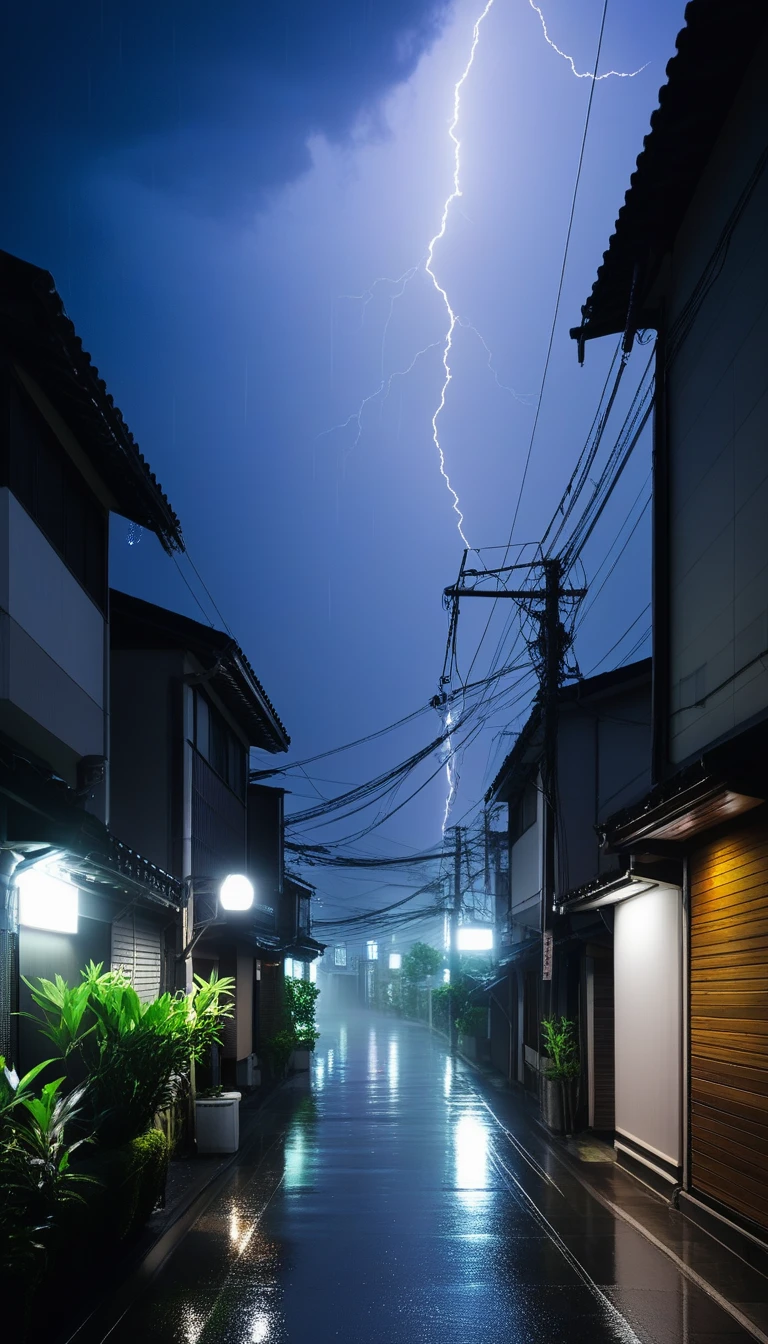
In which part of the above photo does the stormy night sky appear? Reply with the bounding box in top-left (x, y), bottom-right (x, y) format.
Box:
top-left (1, 0), bottom-right (687, 924)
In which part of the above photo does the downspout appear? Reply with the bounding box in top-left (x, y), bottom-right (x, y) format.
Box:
top-left (652, 311), bottom-right (671, 782)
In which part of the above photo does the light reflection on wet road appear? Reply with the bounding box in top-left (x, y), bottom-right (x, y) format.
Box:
top-left (103, 1012), bottom-right (754, 1343)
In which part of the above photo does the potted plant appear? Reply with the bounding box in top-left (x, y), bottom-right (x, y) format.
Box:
top-left (194, 1086), bottom-right (242, 1155)
top-left (284, 979), bottom-right (320, 1072)
top-left (540, 1016), bottom-right (580, 1134)
top-left (456, 1005), bottom-right (487, 1061)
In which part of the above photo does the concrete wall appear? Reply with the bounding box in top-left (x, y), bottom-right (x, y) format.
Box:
top-left (109, 647), bottom-right (183, 872)
top-left (666, 31), bottom-right (768, 763)
top-left (556, 682), bottom-right (651, 894)
top-left (510, 797), bottom-right (541, 936)
top-left (0, 489), bottom-right (105, 782)
top-left (614, 885), bottom-right (682, 1169)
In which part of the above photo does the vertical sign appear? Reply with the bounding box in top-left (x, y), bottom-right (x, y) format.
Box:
top-left (542, 930), bottom-right (553, 981)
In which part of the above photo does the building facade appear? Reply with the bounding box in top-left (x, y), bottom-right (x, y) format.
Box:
top-left (571, 0), bottom-right (768, 1245)
top-left (0, 248), bottom-right (186, 1069)
top-left (486, 661), bottom-right (652, 1124)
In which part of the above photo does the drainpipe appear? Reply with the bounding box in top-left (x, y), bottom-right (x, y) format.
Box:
top-left (0, 850), bottom-right (21, 1063)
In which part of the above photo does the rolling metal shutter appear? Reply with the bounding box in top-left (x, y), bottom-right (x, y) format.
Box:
top-left (111, 913), bottom-right (163, 1003)
top-left (689, 813), bottom-right (768, 1231)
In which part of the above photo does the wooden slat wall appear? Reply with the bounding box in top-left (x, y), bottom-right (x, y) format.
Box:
top-left (690, 814), bottom-right (768, 1231)
top-left (593, 959), bottom-right (615, 1132)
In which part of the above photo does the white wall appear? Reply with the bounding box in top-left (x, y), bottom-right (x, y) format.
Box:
top-left (614, 885), bottom-right (682, 1167)
top-left (510, 810), bottom-right (540, 934)
top-left (0, 490), bottom-right (105, 778)
top-left (667, 31), bottom-right (768, 763)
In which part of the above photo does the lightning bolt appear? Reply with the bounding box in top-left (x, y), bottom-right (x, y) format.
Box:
top-left (441, 706), bottom-right (460, 834)
top-left (321, 0), bottom-right (647, 566)
top-left (425, 0), bottom-right (497, 549)
top-left (528, 0), bottom-right (649, 79)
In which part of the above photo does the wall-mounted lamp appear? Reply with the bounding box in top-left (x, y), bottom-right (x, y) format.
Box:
top-left (17, 867), bottom-right (78, 934)
top-left (388, 953), bottom-right (402, 971)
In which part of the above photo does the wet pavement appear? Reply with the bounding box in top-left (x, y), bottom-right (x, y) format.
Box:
top-left (86, 1012), bottom-right (760, 1344)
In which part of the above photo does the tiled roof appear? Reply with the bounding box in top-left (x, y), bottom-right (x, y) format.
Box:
top-left (110, 588), bottom-right (290, 753)
top-left (571, 0), bottom-right (768, 352)
top-left (0, 249), bottom-right (183, 553)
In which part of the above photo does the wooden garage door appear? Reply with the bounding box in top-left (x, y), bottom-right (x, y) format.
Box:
top-left (689, 811), bottom-right (768, 1231)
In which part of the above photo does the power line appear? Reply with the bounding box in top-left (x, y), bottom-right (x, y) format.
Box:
top-left (508, 0), bottom-right (613, 541)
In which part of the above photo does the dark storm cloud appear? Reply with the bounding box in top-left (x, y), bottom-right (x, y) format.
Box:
top-left (2, 0), bottom-right (451, 214)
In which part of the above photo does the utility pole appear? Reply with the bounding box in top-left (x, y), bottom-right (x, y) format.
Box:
top-left (448, 825), bottom-right (462, 1054)
top-left (443, 556), bottom-right (586, 1016)
top-left (540, 558), bottom-right (562, 1021)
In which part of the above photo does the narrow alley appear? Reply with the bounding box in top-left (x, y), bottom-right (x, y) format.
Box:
top-left (76, 1014), bottom-right (758, 1344)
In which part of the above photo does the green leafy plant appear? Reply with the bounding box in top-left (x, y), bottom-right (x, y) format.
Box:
top-left (0, 1066), bottom-right (94, 1287)
top-left (22, 964), bottom-right (235, 1146)
top-left (401, 942), bottom-right (443, 983)
top-left (284, 978), bottom-right (320, 1049)
top-left (455, 1005), bottom-right (486, 1037)
top-left (264, 1029), bottom-right (297, 1079)
top-left (541, 1016), bottom-right (580, 1080)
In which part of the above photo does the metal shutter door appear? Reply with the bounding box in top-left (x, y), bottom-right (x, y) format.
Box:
top-left (689, 813), bottom-right (768, 1231)
top-left (111, 913), bottom-right (163, 1003)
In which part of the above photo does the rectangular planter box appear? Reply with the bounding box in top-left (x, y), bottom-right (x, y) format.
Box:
top-left (195, 1092), bottom-right (241, 1154)
top-left (290, 1048), bottom-right (311, 1072)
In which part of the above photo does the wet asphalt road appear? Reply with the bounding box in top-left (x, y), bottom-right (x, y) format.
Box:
top-left (100, 1011), bottom-right (754, 1344)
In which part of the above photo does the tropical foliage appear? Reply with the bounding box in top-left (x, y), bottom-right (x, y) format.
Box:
top-left (22, 963), bottom-right (234, 1145)
top-left (0, 1059), bottom-right (93, 1286)
top-left (540, 1015), bottom-right (580, 1080)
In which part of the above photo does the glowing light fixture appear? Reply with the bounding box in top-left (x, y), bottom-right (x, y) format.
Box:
top-left (389, 953), bottom-right (402, 971)
top-left (17, 867), bottom-right (78, 934)
top-left (457, 926), bottom-right (493, 951)
top-left (219, 873), bottom-right (254, 911)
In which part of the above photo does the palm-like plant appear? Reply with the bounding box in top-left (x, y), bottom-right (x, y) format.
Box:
top-left (0, 1063), bottom-right (93, 1282)
top-left (22, 964), bottom-right (235, 1146)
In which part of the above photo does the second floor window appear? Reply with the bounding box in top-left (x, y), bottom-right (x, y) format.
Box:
top-left (193, 689), bottom-right (246, 800)
top-left (334, 946), bottom-right (347, 967)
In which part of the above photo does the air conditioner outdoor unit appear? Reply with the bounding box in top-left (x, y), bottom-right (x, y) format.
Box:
top-left (236, 1052), bottom-right (261, 1090)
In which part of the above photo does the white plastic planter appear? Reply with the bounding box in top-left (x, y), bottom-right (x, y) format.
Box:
top-left (195, 1091), bottom-right (242, 1154)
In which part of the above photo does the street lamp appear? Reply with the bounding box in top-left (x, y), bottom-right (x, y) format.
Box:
top-left (456, 926), bottom-right (493, 952)
top-left (219, 873), bottom-right (254, 911)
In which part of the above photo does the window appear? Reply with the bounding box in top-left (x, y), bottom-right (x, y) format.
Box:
top-left (334, 946), bottom-right (347, 967)
top-left (510, 779), bottom-right (538, 843)
top-left (193, 690), bottom-right (246, 799)
top-left (366, 940), bottom-right (378, 961)
top-left (5, 376), bottom-right (107, 610)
